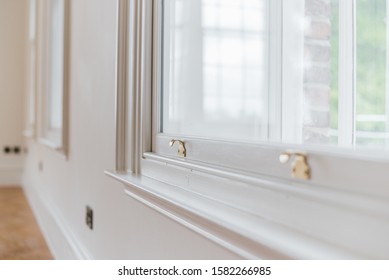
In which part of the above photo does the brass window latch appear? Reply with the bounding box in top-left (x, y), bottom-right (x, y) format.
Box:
top-left (170, 139), bottom-right (187, 157)
top-left (279, 152), bottom-right (311, 180)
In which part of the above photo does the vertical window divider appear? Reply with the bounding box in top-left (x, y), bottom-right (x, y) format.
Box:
top-left (281, 0), bottom-right (304, 143)
top-left (338, 0), bottom-right (356, 146)
top-left (268, 0), bottom-right (283, 142)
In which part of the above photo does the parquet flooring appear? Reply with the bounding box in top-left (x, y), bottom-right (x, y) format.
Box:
top-left (0, 187), bottom-right (53, 260)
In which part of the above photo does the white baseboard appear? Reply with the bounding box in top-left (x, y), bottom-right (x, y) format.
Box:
top-left (0, 169), bottom-right (23, 186)
top-left (23, 184), bottom-right (92, 260)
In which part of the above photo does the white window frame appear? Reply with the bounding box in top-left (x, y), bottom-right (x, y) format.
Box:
top-left (338, 0), bottom-right (356, 146)
top-left (36, 0), bottom-right (69, 154)
top-left (107, 0), bottom-right (389, 259)
top-left (24, 0), bottom-right (38, 138)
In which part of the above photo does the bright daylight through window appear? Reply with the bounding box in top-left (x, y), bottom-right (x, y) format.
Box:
top-left (161, 0), bottom-right (389, 150)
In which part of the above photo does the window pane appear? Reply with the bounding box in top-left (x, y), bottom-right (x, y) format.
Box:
top-left (355, 0), bottom-right (387, 147)
top-left (162, 0), bottom-right (270, 143)
top-left (302, 0), bottom-right (339, 145)
top-left (160, 0), bottom-right (389, 150)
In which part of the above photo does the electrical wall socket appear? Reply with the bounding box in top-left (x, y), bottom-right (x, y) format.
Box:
top-left (86, 206), bottom-right (93, 230)
top-left (38, 161), bottom-right (44, 172)
top-left (3, 146), bottom-right (22, 155)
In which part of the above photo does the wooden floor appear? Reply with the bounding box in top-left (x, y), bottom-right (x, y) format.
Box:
top-left (0, 187), bottom-right (53, 260)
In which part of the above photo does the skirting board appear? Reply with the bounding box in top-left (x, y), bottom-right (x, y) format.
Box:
top-left (23, 184), bottom-right (92, 260)
top-left (0, 169), bottom-right (23, 186)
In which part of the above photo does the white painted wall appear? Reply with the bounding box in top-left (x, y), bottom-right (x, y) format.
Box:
top-left (0, 0), bottom-right (27, 185)
top-left (22, 0), bottom-right (240, 259)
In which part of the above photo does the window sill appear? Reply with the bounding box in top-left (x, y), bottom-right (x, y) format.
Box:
top-left (105, 162), bottom-right (383, 259)
top-left (23, 129), bottom-right (35, 138)
top-left (37, 138), bottom-right (67, 159)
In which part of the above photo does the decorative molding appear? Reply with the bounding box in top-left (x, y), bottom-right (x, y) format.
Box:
top-left (0, 169), bottom-right (23, 186)
top-left (23, 184), bottom-right (92, 260)
top-left (105, 169), bottom-right (382, 259)
top-left (0, 158), bottom-right (24, 185)
top-left (115, 0), bottom-right (129, 172)
top-left (141, 152), bottom-right (389, 215)
top-left (338, 0), bottom-right (356, 145)
top-left (23, 129), bottom-right (35, 138)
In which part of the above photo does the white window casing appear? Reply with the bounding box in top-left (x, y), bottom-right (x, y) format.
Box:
top-left (24, 0), bottom-right (38, 138)
top-left (338, 0), bottom-right (356, 146)
top-left (36, 0), bottom-right (69, 154)
top-left (107, 0), bottom-right (389, 259)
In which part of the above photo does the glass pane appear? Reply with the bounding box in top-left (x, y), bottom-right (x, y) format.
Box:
top-left (299, 0), bottom-right (339, 145)
top-left (162, 0), bottom-right (270, 143)
top-left (160, 0), bottom-right (389, 150)
top-left (355, 0), bottom-right (387, 147)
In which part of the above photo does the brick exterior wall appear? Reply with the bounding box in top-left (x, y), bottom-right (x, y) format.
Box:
top-left (303, 0), bottom-right (332, 143)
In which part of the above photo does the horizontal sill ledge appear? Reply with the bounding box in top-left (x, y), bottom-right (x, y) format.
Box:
top-left (105, 170), bottom-right (357, 259)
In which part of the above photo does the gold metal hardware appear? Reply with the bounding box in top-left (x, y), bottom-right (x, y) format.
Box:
top-left (169, 139), bottom-right (187, 157)
top-left (279, 152), bottom-right (311, 180)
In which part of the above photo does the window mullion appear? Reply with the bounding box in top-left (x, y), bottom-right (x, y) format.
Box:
top-left (280, 0), bottom-right (304, 144)
top-left (268, 0), bottom-right (283, 142)
top-left (338, 0), bottom-right (356, 147)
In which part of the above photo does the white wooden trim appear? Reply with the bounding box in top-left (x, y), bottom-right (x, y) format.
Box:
top-left (37, 138), bottom-right (68, 160)
top-left (106, 167), bottom-right (389, 259)
top-left (23, 184), bottom-right (92, 260)
top-left (140, 0), bottom-right (153, 156)
top-left (0, 169), bottom-right (23, 186)
top-left (35, 0), bottom-right (46, 144)
top-left (36, 0), bottom-right (69, 156)
top-left (23, 129), bottom-right (35, 138)
top-left (338, 0), bottom-right (356, 146)
top-left (108, 0), bottom-right (389, 259)
top-left (61, 0), bottom-right (70, 156)
top-left (267, 0), bottom-right (283, 141)
top-left (24, 0), bottom-right (38, 139)
top-left (116, 0), bottom-right (129, 171)
top-left (151, 0), bottom-right (163, 152)
top-left (282, 0), bottom-right (304, 143)
top-left (152, 133), bottom-right (389, 197)
top-left (131, 0), bottom-right (151, 174)
top-left (125, 0), bottom-right (139, 173)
